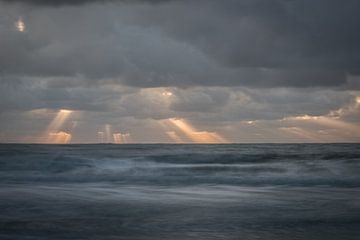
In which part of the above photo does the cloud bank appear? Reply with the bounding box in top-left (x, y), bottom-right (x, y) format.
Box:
top-left (0, 0), bottom-right (359, 142)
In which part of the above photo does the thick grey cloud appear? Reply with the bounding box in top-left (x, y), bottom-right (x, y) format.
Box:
top-left (0, 0), bottom-right (168, 6)
top-left (0, 0), bottom-right (359, 88)
top-left (129, 0), bottom-right (360, 69)
top-left (0, 0), bottom-right (104, 5)
top-left (0, 0), bottom-right (359, 143)
top-left (120, 0), bottom-right (360, 87)
top-left (167, 87), bottom-right (355, 123)
top-left (170, 88), bottom-right (230, 113)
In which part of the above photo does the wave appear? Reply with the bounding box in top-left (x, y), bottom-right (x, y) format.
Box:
top-left (0, 144), bottom-right (359, 187)
top-left (1, 144), bottom-right (360, 240)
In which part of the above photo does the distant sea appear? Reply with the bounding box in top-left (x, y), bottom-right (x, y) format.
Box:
top-left (0, 144), bottom-right (359, 240)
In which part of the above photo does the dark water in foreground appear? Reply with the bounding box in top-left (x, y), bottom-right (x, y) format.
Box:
top-left (0, 144), bottom-right (360, 240)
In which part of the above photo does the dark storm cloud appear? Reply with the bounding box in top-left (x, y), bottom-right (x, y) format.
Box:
top-left (1, 0), bottom-right (360, 143)
top-left (0, 78), bottom-right (129, 113)
top-left (128, 0), bottom-right (360, 69)
top-left (171, 87), bottom-right (355, 123)
top-left (119, 0), bottom-right (360, 87)
top-left (0, 0), bottom-right (169, 6)
top-left (0, 0), bottom-right (104, 5)
top-left (0, 0), bottom-right (359, 126)
top-left (1, 0), bottom-right (359, 88)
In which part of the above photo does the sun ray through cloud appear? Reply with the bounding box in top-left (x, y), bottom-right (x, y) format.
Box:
top-left (165, 118), bottom-right (228, 143)
top-left (113, 133), bottom-right (132, 144)
top-left (43, 109), bottom-right (73, 144)
top-left (283, 115), bottom-right (360, 137)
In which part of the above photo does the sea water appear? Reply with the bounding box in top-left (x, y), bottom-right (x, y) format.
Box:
top-left (0, 144), bottom-right (359, 239)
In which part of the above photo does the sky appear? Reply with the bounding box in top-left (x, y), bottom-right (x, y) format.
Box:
top-left (0, 0), bottom-right (359, 143)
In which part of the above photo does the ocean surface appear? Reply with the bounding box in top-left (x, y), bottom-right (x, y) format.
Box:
top-left (0, 144), bottom-right (359, 240)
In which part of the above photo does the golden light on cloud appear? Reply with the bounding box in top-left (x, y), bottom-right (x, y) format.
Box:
top-left (162, 91), bottom-right (173, 96)
top-left (15, 17), bottom-right (26, 32)
top-left (292, 115), bottom-right (319, 120)
top-left (113, 133), bottom-right (132, 144)
top-left (328, 94), bottom-right (360, 118)
top-left (166, 118), bottom-right (228, 143)
top-left (281, 108), bottom-right (360, 142)
top-left (60, 109), bottom-right (72, 113)
top-left (356, 96), bottom-right (360, 104)
top-left (284, 114), bottom-right (360, 135)
top-left (315, 117), bottom-right (360, 135)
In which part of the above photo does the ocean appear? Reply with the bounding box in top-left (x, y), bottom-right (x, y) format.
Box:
top-left (0, 144), bottom-right (359, 239)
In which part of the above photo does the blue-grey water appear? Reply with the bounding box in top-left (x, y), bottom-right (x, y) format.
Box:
top-left (0, 144), bottom-right (360, 240)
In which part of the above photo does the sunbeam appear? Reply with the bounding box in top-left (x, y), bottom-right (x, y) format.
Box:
top-left (166, 118), bottom-right (228, 143)
top-left (105, 124), bottom-right (112, 143)
top-left (284, 115), bottom-right (360, 136)
top-left (45, 110), bottom-right (72, 134)
top-left (113, 133), bottom-right (132, 144)
top-left (43, 109), bottom-right (73, 144)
